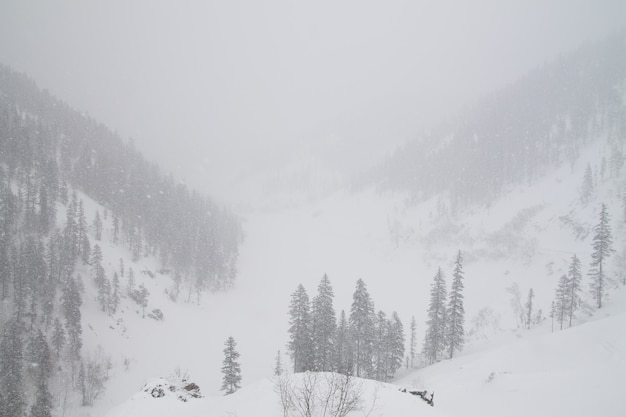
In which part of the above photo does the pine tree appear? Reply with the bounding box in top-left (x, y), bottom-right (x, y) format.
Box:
top-left (287, 284), bottom-right (313, 372)
top-left (622, 186), bottom-right (626, 223)
top-left (0, 319), bottom-right (26, 417)
top-left (446, 250), bottom-right (465, 358)
top-left (29, 379), bottom-right (53, 417)
top-left (98, 276), bottom-right (111, 313)
top-left (221, 336), bottom-right (242, 395)
top-left (28, 330), bottom-right (52, 381)
top-left (554, 274), bottom-right (569, 330)
top-left (373, 310), bottom-right (389, 381)
top-left (580, 163), bottom-right (594, 204)
top-left (273, 350), bottom-right (283, 376)
top-left (567, 254), bottom-right (583, 327)
top-left (388, 311), bottom-right (405, 378)
top-left (127, 267), bottom-right (135, 296)
top-left (334, 309), bottom-right (352, 375)
top-left (112, 215), bottom-right (120, 244)
top-left (525, 288), bottom-right (534, 329)
top-left (109, 272), bottom-right (120, 314)
top-left (349, 279), bottom-right (376, 378)
top-left (93, 210), bottom-right (103, 241)
top-left (51, 318), bottom-right (65, 358)
top-left (61, 276), bottom-right (82, 360)
top-left (77, 199), bottom-right (90, 263)
top-left (422, 267), bottom-right (448, 365)
top-left (135, 283), bottom-right (149, 317)
top-left (589, 203), bottom-right (613, 308)
top-left (409, 316), bottom-right (417, 368)
top-left (311, 274), bottom-right (336, 371)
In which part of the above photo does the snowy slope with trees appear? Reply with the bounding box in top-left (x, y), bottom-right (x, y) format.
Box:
top-left (1, 29), bottom-right (626, 417)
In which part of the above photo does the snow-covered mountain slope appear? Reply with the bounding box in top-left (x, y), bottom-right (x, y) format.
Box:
top-left (396, 286), bottom-right (626, 417)
top-left (83, 128), bottom-right (626, 417)
top-left (104, 287), bottom-right (626, 417)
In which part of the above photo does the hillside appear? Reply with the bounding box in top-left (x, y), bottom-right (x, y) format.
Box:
top-left (2, 27), bottom-right (626, 417)
top-left (88, 130), bottom-right (625, 416)
top-left (0, 65), bottom-right (242, 417)
top-left (105, 287), bottom-right (626, 417)
top-left (371, 31), bottom-right (626, 209)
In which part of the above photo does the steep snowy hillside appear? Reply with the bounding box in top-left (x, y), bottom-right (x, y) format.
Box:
top-left (87, 129), bottom-right (626, 417)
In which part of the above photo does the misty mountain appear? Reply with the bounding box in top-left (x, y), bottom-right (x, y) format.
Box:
top-left (370, 32), bottom-right (626, 208)
top-left (0, 65), bottom-right (242, 292)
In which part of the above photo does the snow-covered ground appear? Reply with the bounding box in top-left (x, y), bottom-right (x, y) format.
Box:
top-left (70, 137), bottom-right (626, 417)
top-left (102, 287), bottom-right (626, 417)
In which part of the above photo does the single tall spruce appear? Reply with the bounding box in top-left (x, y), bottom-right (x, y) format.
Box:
top-left (525, 288), bottom-right (534, 329)
top-left (61, 276), bottom-right (82, 360)
top-left (311, 274), bottom-right (337, 371)
top-left (567, 254), bottom-right (583, 327)
top-left (446, 250), bottom-right (465, 359)
top-left (580, 163), bottom-right (594, 204)
top-left (334, 309), bottom-right (352, 375)
top-left (389, 311), bottom-right (405, 379)
top-left (554, 275), bottom-right (569, 330)
top-left (273, 350), bottom-right (283, 376)
top-left (221, 336), bottom-right (242, 395)
top-left (287, 284), bottom-right (313, 372)
top-left (409, 316), bottom-right (417, 368)
top-left (422, 267), bottom-right (448, 365)
top-left (589, 203), bottom-right (613, 308)
top-left (373, 310), bottom-right (389, 381)
top-left (349, 279), bottom-right (376, 378)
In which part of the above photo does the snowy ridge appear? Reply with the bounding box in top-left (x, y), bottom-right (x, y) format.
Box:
top-left (106, 372), bottom-right (447, 417)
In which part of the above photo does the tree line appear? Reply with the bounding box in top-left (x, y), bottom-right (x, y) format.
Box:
top-left (0, 64), bottom-right (243, 297)
top-left (287, 275), bottom-right (404, 382)
top-left (370, 32), bottom-right (626, 212)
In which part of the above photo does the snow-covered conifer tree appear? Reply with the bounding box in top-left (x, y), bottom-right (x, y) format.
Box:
top-left (0, 319), bottom-right (25, 417)
top-left (334, 310), bottom-right (352, 375)
top-left (589, 203), bottom-right (613, 308)
top-left (567, 254), bottom-right (583, 327)
top-left (311, 274), bottom-right (336, 371)
top-left (554, 275), bottom-right (569, 330)
top-left (389, 311), bottom-right (405, 377)
top-left (287, 284), bottom-right (313, 372)
top-left (446, 250), bottom-right (465, 358)
top-left (422, 267), bottom-right (447, 365)
top-left (525, 288), bottom-right (534, 329)
top-left (373, 310), bottom-right (389, 381)
top-left (274, 350), bottom-right (283, 376)
top-left (61, 276), bottom-right (82, 360)
top-left (409, 315), bottom-right (417, 368)
top-left (221, 336), bottom-right (242, 395)
top-left (93, 210), bottom-right (103, 241)
top-left (580, 163), bottom-right (594, 204)
top-left (349, 279), bottom-right (376, 378)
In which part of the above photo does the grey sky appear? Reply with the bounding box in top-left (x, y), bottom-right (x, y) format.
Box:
top-left (1, 1), bottom-right (625, 201)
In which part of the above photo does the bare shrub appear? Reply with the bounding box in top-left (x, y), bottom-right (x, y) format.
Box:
top-left (275, 372), bottom-right (370, 417)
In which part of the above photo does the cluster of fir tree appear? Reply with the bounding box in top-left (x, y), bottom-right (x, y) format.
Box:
top-left (0, 64), bottom-right (243, 297)
top-left (0, 163), bottom-right (101, 416)
top-left (552, 203), bottom-right (616, 330)
top-left (421, 250), bottom-right (466, 366)
top-left (287, 275), bottom-right (405, 382)
top-left (370, 32), bottom-right (626, 211)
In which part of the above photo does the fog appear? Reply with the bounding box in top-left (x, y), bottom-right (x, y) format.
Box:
top-left (1, 0), bottom-right (624, 202)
